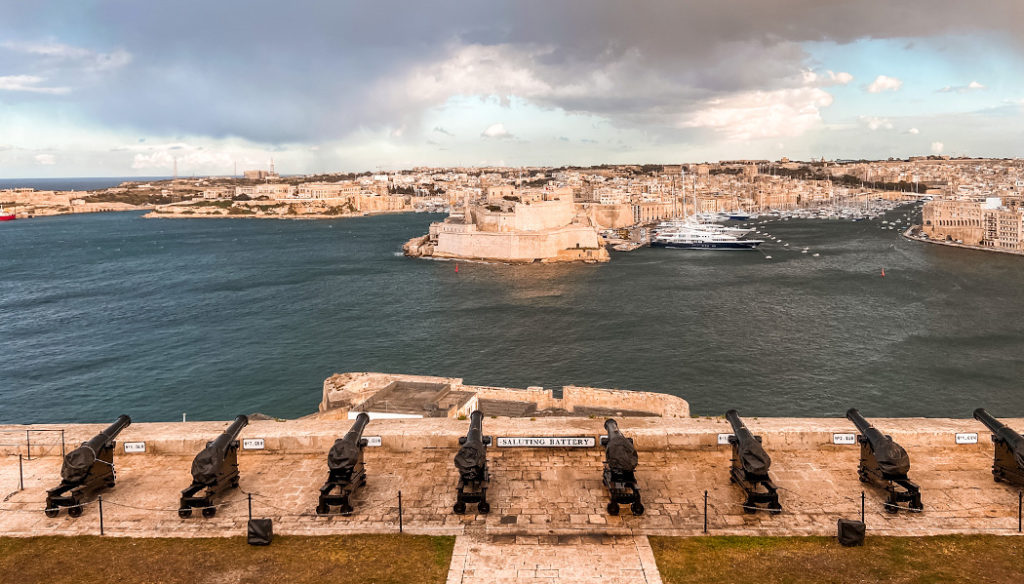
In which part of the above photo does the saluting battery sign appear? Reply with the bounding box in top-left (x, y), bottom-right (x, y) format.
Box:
top-left (497, 436), bottom-right (596, 448)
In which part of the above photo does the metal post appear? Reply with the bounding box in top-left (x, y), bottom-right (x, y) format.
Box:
top-left (1018, 491), bottom-right (1022, 534)
top-left (248, 493), bottom-right (253, 521)
top-left (398, 491), bottom-right (403, 534)
top-left (26, 430), bottom-right (31, 461)
top-left (99, 496), bottom-right (104, 536)
top-left (703, 490), bottom-right (708, 534)
top-left (861, 491), bottom-right (865, 523)
top-left (18, 454), bottom-right (24, 491)
top-left (61, 430), bottom-right (65, 457)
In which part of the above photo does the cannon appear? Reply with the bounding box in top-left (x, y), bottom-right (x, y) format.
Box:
top-left (974, 408), bottom-right (1024, 487)
top-left (44, 415), bottom-right (132, 518)
top-left (453, 411), bottom-right (491, 514)
top-left (725, 410), bottom-right (781, 514)
top-left (178, 415), bottom-right (248, 518)
top-left (316, 413), bottom-right (370, 515)
top-left (846, 409), bottom-right (922, 513)
top-left (601, 419), bottom-right (644, 515)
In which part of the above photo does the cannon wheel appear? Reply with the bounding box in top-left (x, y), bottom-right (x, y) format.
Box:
top-left (910, 501), bottom-right (924, 513)
top-left (607, 502), bottom-right (620, 516)
top-left (178, 508), bottom-right (192, 519)
top-left (742, 503), bottom-right (757, 514)
top-left (630, 502), bottom-right (645, 516)
top-left (68, 505), bottom-right (84, 518)
top-left (768, 501), bottom-right (783, 515)
top-left (477, 501), bottom-right (490, 514)
top-left (202, 506), bottom-right (217, 518)
top-left (44, 507), bottom-right (60, 518)
top-left (315, 503), bottom-right (330, 516)
top-left (453, 501), bottom-right (466, 515)
top-left (884, 502), bottom-right (898, 514)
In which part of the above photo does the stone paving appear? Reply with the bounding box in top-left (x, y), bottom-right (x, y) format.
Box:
top-left (446, 534), bottom-right (663, 584)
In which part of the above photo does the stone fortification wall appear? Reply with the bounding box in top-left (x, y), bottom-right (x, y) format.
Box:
top-left (433, 224), bottom-right (607, 263)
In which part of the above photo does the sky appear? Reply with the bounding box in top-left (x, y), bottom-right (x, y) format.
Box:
top-left (0, 1), bottom-right (1022, 177)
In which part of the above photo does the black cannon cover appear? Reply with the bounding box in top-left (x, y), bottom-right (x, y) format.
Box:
top-left (60, 447), bottom-right (98, 483)
top-left (191, 447), bottom-right (224, 486)
top-left (328, 439), bottom-right (362, 473)
top-left (738, 440), bottom-right (771, 476)
top-left (873, 438), bottom-right (911, 476)
top-left (605, 433), bottom-right (638, 474)
top-left (454, 441), bottom-right (487, 481)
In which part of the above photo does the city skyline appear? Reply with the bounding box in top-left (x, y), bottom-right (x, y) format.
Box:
top-left (1, 0), bottom-right (1023, 177)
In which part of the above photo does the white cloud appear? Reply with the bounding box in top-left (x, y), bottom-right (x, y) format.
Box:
top-left (867, 75), bottom-right (903, 93)
top-left (938, 80), bottom-right (986, 94)
top-left (130, 143), bottom-right (234, 171)
top-left (860, 116), bottom-right (893, 131)
top-left (34, 154), bottom-right (56, 165)
top-left (803, 69), bottom-right (853, 86)
top-left (907, 127), bottom-right (920, 134)
top-left (931, 141), bottom-right (944, 154)
top-left (0, 75), bottom-right (70, 94)
top-left (1, 40), bottom-right (132, 72)
top-left (481, 123), bottom-right (513, 139)
top-left (681, 87), bottom-right (834, 140)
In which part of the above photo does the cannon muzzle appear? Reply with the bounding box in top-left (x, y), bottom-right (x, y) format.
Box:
top-left (725, 409), bottom-right (771, 476)
top-left (846, 408), bottom-right (910, 476)
top-left (974, 408), bottom-right (1024, 467)
top-left (328, 414), bottom-right (371, 473)
top-left (455, 411), bottom-right (487, 481)
top-left (60, 414), bottom-right (132, 484)
top-left (191, 415), bottom-right (248, 486)
top-left (603, 418), bottom-right (638, 474)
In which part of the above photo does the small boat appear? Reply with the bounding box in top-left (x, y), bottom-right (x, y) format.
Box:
top-left (0, 205), bottom-right (15, 221)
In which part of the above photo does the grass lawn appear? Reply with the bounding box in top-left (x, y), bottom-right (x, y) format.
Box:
top-left (651, 535), bottom-right (1024, 584)
top-left (0, 534), bottom-right (454, 584)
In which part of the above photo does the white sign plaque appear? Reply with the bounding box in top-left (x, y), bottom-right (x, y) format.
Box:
top-left (242, 438), bottom-right (265, 450)
top-left (496, 436), bottom-right (596, 448)
top-left (955, 433), bottom-right (978, 445)
top-left (718, 433), bottom-right (735, 445)
top-left (123, 442), bottom-right (146, 453)
top-left (364, 436), bottom-right (382, 447)
top-left (833, 433), bottom-right (857, 445)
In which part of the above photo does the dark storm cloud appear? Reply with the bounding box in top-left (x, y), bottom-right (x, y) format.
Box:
top-left (0, 0), bottom-right (1020, 143)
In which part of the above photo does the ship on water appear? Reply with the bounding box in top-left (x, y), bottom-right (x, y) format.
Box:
top-left (651, 225), bottom-right (763, 250)
top-left (0, 205), bottom-right (15, 221)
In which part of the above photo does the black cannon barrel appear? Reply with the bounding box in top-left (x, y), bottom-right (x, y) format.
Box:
top-left (726, 409), bottom-right (771, 476)
top-left (974, 408), bottom-right (1024, 465)
top-left (84, 414), bottom-right (132, 452)
top-left (60, 414), bottom-right (132, 484)
top-left (191, 415), bottom-right (248, 485)
top-left (846, 408), bottom-right (910, 476)
top-left (454, 411), bottom-right (487, 481)
top-left (328, 413), bottom-right (371, 473)
top-left (604, 418), bottom-right (638, 474)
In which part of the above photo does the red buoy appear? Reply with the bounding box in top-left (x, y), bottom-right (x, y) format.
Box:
top-left (455, 263), bottom-right (459, 273)
top-left (881, 268), bottom-right (885, 277)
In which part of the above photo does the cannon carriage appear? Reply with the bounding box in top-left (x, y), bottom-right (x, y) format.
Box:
top-left (453, 411), bottom-right (491, 514)
top-left (725, 410), bottom-right (782, 514)
top-left (974, 408), bottom-right (1024, 487)
top-left (846, 409), bottom-right (922, 513)
top-left (601, 418), bottom-right (644, 516)
top-left (178, 415), bottom-right (248, 518)
top-left (317, 413), bottom-right (370, 515)
top-left (45, 415), bottom-right (132, 518)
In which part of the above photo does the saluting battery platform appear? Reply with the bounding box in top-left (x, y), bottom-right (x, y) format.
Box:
top-left (178, 415), bottom-right (248, 518)
top-left (45, 415), bottom-right (131, 517)
top-left (317, 413), bottom-right (370, 515)
top-left (725, 410), bottom-right (782, 514)
top-left (846, 409), bottom-right (923, 513)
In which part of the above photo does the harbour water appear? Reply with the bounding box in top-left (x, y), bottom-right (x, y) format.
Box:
top-left (2, 209), bottom-right (1023, 424)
